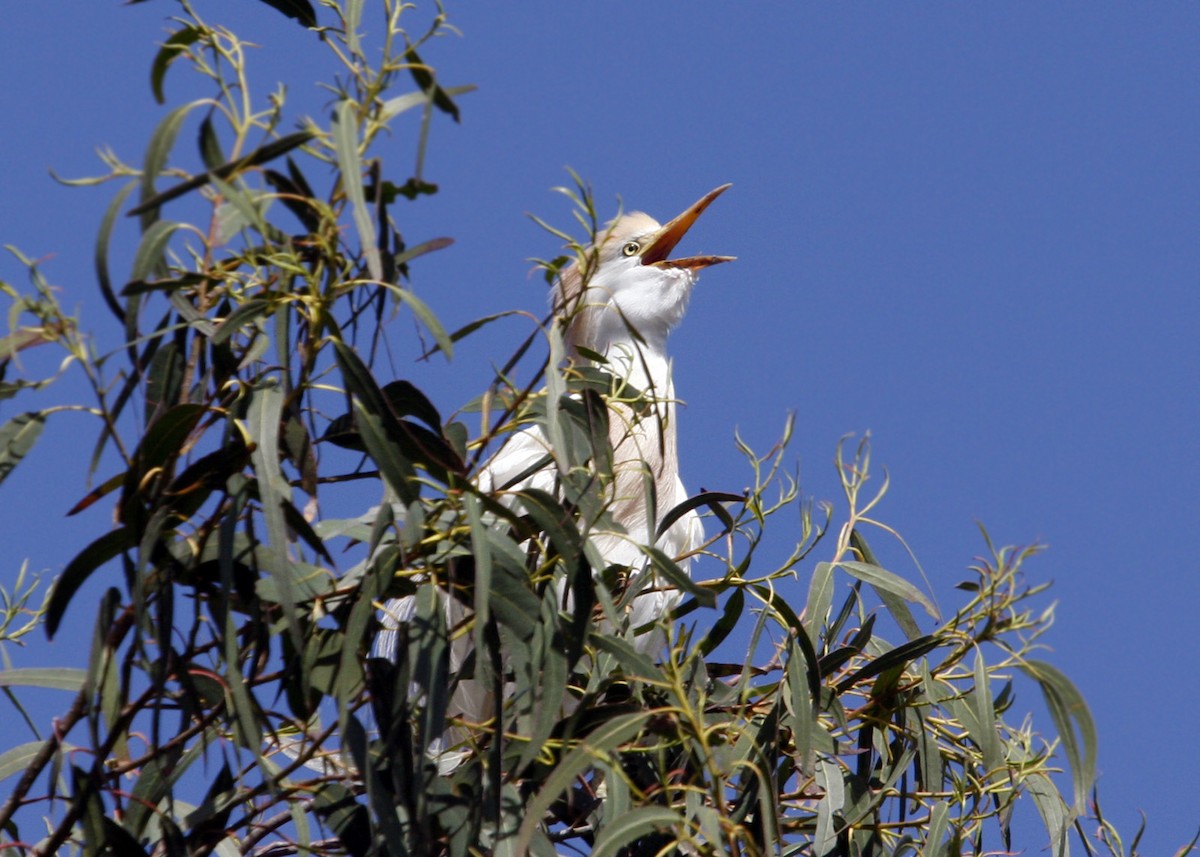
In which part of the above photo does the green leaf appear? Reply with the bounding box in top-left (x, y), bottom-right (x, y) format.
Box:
top-left (128, 131), bottom-right (315, 218)
top-left (404, 45), bottom-right (464, 122)
top-left (344, 0), bottom-right (363, 54)
top-left (698, 586), bottom-right (744, 656)
top-left (387, 282), bottom-right (453, 359)
top-left (0, 741), bottom-right (74, 782)
top-left (253, 0), bottom-right (317, 28)
top-left (513, 488), bottom-right (581, 569)
top-left (183, 762), bottom-right (235, 843)
top-left (641, 547), bottom-right (715, 609)
top-left (590, 633), bottom-right (659, 681)
top-left (517, 594), bottom-right (569, 775)
top-left (0, 668), bottom-right (87, 692)
top-left (483, 546), bottom-right (541, 641)
top-left (123, 739), bottom-right (206, 837)
top-left (95, 181), bottom-right (138, 322)
top-left (749, 582), bottom-right (806, 639)
top-left (410, 584), bottom-right (450, 756)
top-left (923, 800), bottom-right (950, 857)
top-left (46, 527), bottom-right (135, 639)
top-left (264, 162), bottom-right (320, 232)
top-left (248, 377), bottom-right (302, 649)
top-left (197, 112), bottom-right (225, 174)
top-left (210, 298), bottom-right (271, 346)
top-left (656, 491), bottom-right (741, 541)
top-left (120, 402), bottom-right (207, 524)
top-left (150, 25), bottom-right (202, 105)
top-left (851, 528), bottom-right (926, 638)
top-left (1025, 772), bottom-right (1071, 857)
top-left (514, 712), bottom-right (651, 856)
top-left (1018, 659), bottom-right (1097, 814)
top-left (0, 411), bottom-right (46, 488)
top-left (465, 493), bottom-right (493, 634)
top-left (129, 219), bottom-right (183, 284)
top-left (333, 340), bottom-right (419, 505)
top-left (332, 100), bottom-right (381, 281)
top-left (211, 175), bottom-right (278, 244)
top-left (590, 807), bottom-right (681, 857)
top-left (834, 635), bottom-right (941, 694)
top-left (137, 99), bottom-right (208, 227)
top-left (783, 635), bottom-right (818, 772)
top-left (312, 782), bottom-right (370, 857)
top-left (836, 560), bottom-right (939, 621)
top-left (813, 756), bottom-right (842, 855)
top-left (380, 89), bottom-right (430, 122)
top-left (72, 764), bottom-right (106, 855)
top-left (144, 341), bottom-right (184, 427)
top-left (393, 235), bottom-right (454, 268)
top-left (964, 649), bottom-right (1004, 780)
top-left (804, 561), bottom-right (834, 647)
top-left (380, 379), bottom-right (443, 431)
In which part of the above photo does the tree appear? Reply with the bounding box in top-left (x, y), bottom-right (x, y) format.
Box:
top-left (0, 2), bottom-right (1163, 855)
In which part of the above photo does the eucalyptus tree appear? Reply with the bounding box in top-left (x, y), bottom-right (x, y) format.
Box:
top-left (0, 3), bottom-right (1146, 856)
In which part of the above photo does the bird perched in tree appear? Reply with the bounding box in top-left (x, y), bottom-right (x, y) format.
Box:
top-left (373, 185), bottom-right (733, 748)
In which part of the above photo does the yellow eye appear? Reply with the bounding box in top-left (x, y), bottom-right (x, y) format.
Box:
top-left (621, 241), bottom-right (640, 257)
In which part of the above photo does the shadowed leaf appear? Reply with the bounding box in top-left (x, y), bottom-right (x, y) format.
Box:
top-left (127, 131), bottom-right (315, 217)
top-left (0, 411), bottom-right (46, 487)
top-left (253, 0), bottom-right (317, 28)
top-left (46, 528), bottom-right (135, 639)
top-left (150, 25), bottom-right (202, 105)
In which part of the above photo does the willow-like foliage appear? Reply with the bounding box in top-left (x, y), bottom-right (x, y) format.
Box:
top-left (0, 3), bottom-right (1158, 856)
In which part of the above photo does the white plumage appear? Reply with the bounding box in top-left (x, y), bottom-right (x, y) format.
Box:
top-left (374, 185), bottom-right (733, 753)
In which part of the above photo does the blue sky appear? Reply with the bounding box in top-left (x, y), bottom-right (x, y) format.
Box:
top-left (2, 2), bottom-right (1197, 850)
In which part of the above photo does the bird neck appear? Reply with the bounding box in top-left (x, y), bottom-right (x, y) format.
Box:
top-left (577, 328), bottom-right (682, 537)
top-left (588, 328), bottom-right (675, 405)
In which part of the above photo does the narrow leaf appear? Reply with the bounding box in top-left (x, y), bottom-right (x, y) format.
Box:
top-left (388, 283), bottom-right (452, 358)
top-left (333, 340), bottom-right (419, 505)
top-left (129, 219), bottom-right (183, 283)
top-left (834, 635), bottom-right (941, 694)
top-left (404, 45), bottom-right (463, 121)
top-left (0, 668), bottom-right (88, 692)
top-left (46, 528), bottom-right (135, 639)
top-left (1026, 772), bottom-right (1071, 857)
top-left (0, 741), bottom-right (74, 782)
top-left (253, 0), bottom-right (317, 28)
top-left (0, 411), bottom-right (46, 487)
top-left (784, 635), bottom-right (817, 772)
top-left (967, 650), bottom-right (1004, 779)
top-left (1018, 659), bottom-right (1097, 814)
top-left (150, 26), bottom-right (202, 105)
top-left (657, 491), bottom-right (742, 541)
top-left (804, 561), bottom-right (834, 647)
top-left (332, 101), bottom-right (381, 281)
top-left (642, 546), bottom-right (715, 608)
top-left (248, 377), bottom-right (302, 650)
top-left (127, 131), bottom-right (315, 217)
top-left (590, 808), bottom-right (681, 857)
top-left (95, 181), bottom-right (138, 321)
top-left (514, 712), bottom-right (651, 857)
top-left (836, 560), bottom-right (938, 620)
top-left (137, 99), bottom-right (208, 226)
top-left (211, 298), bottom-right (270, 345)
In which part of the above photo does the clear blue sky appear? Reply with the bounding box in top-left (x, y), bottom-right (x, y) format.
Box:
top-left (2, 2), bottom-right (1197, 850)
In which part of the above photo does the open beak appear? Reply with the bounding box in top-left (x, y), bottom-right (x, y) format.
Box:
top-left (641, 183), bottom-right (736, 270)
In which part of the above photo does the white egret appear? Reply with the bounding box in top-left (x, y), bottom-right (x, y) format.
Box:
top-left (373, 185), bottom-right (733, 748)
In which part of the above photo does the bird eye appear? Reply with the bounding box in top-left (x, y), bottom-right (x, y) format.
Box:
top-left (621, 241), bottom-right (640, 257)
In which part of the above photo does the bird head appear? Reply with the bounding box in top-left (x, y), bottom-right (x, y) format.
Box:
top-left (556, 184), bottom-right (734, 353)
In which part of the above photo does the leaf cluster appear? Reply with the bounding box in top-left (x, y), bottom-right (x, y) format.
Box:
top-left (0, 3), bottom-right (1168, 857)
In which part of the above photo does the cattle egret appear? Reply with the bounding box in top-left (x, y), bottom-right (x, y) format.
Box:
top-left (374, 185), bottom-right (733, 755)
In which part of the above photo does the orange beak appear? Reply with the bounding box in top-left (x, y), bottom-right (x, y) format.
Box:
top-left (641, 184), bottom-right (736, 270)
